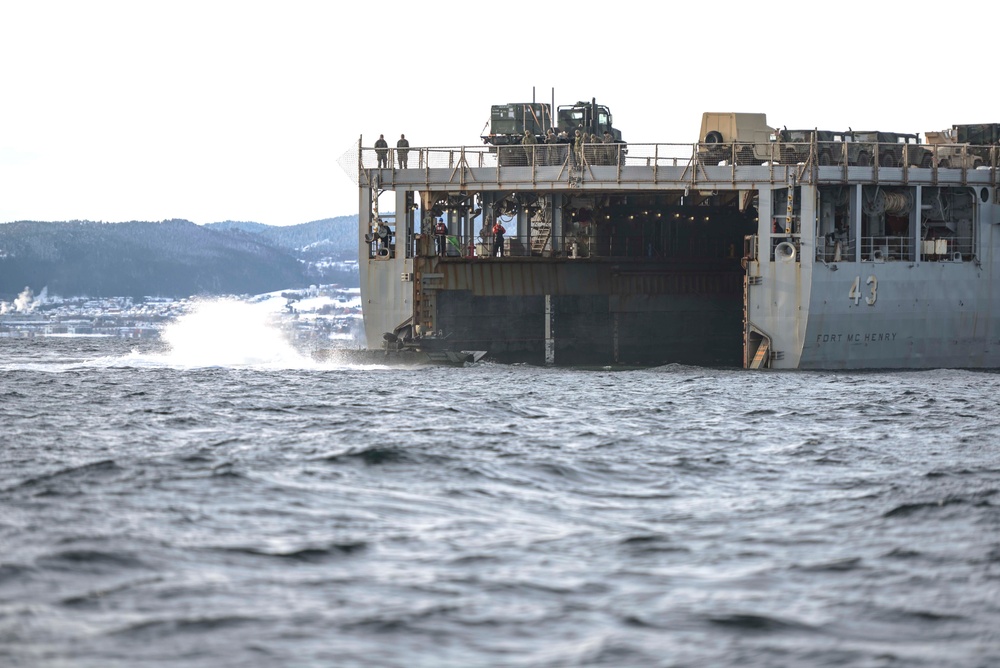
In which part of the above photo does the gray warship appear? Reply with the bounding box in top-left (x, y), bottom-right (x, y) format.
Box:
top-left (350, 99), bottom-right (1000, 369)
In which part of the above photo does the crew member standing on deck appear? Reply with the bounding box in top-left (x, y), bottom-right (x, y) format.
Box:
top-left (396, 134), bottom-right (409, 168)
top-left (544, 128), bottom-right (557, 165)
top-left (435, 218), bottom-right (449, 256)
top-left (557, 129), bottom-right (570, 164)
top-left (602, 130), bottom-right (615, 165)
top-left (375, 134), bottom-right (389, 168)
top-left (521, 129), bottom-right (537, 165)
top-left (492, 219), bottom-right (506, 258)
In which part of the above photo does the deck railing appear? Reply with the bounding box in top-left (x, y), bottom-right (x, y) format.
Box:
top-left (361, 142), bottom-right (999, 173)
top-left (812, 235), bottom-right (976, 264)
top-left (367, 229), bottom-right (743, 261)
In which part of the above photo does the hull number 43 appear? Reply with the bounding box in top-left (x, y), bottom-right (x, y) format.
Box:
top-left (849, 275), bottom-right (878, 306)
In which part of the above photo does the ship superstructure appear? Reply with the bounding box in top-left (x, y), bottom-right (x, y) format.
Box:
top-left (352, 108), bottom-right (1000, 369)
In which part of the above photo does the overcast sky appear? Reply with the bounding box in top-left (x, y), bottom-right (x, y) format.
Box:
top-left (2, 0), bottom-right (995, 227)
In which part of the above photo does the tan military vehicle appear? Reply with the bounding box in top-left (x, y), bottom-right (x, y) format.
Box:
top-left (698, 112), bottom-right (777, 165)
top-left (921, 128), bottom-right (986, 169)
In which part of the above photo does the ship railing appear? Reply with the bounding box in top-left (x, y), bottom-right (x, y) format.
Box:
top-left (693, 140), bottom-right (925, 168)
top-left (361, 146), bottom-right (494, 171)
top-left (859, 235), bottom-right (975, 263)
top-left (723, 139), bottom-right (1000, 171)
top-left (816, 236), bottom-right (856, 263)
top-left (859, 236), bottom-right (916, 262)
top-left (360, 144), bottom-right (701, 171)
top-left (429, 230), bottom-right (743, 260)
top-left (365, 236), bottom-right (394, 260)
top-left (596, 143), bottom-right (691, 168)
top-left (358, 143), bottom-right (998, 190)
top-left (361, 141), bottom-right (1000, 171)
top-left (358, 143), bottom-right (1000, 170)
top-left (918, 236), bottom-right (975, 263)
top-left (364, 214), bottom-right (398, 259)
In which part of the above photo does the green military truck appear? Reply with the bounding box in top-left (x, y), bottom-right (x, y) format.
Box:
top-left (481, 103), bottom-right (551, 147)
top-left (845, 131), bottom-right (922, 167)
top-left (555, 99), bottom-right (623, 143)
top-left (482, 98), bottom-right (624, 166)
top-left (776, 128), bottom-right (848, 165)
top-left (481, 102), bottom-right (550, 166)
top-left (954, 123), bottom-right (1000, 164)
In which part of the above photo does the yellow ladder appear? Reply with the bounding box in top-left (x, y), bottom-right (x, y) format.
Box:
top-left (749, 340), bottom-right (770, 369)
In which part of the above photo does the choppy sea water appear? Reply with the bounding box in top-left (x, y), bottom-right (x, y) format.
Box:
top-left (1, 304), bottom-right (999, 667)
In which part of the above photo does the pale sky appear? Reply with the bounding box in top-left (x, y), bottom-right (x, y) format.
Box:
top-left (2, 0), bottom-right (995, 227)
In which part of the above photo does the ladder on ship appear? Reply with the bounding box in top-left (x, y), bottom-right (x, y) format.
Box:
top-left (749, 339), bottom-right (769, 369)
top-left (530, 203), bottom-right (553, 256)
top-left (531, 221), bottom-right (552, 255)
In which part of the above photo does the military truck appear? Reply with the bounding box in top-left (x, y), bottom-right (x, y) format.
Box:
top-left (844, 131), bottom-right (921, 167)
top-left (482, 98), bottom-right (623, 165)
top-left (775, 128), bottom-right (848, 165)
top-left (481, 99), bottom-right (622, 145)
top-left (698, 112), bottom-right (777, 165)
top-left (481, 103), bottom-right (552, 146)
top-left (919, 129), bottom-right (984, 169)
top-left (480, 102), bottom-right (552, 166)
top-left (555, 99), bottom-right (623, 142)
top-left (954, 123), bottom-right (1000, 164)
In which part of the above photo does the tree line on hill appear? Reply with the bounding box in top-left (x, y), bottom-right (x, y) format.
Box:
top-left (0, 217), bottom-right (359, 301)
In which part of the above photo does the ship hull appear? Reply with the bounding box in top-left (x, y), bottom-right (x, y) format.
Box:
top-left (785, 262), bottom-right (1000, 369)
top-left (355, 140), bottom-right (1000, 370)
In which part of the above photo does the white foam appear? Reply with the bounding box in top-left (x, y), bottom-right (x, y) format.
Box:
top-left (150, 298), bottom-right (314, 369)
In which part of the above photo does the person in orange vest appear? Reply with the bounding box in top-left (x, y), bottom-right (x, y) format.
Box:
top-left (492, 220), bottom-right (506, 257)
top-left (434, 218), bottom-right (448, 256)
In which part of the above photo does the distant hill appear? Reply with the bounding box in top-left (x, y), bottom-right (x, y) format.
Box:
top-left (0, 218), bottom-right (360, 300)
top-left (206, 216), bottom-right (357, 259)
